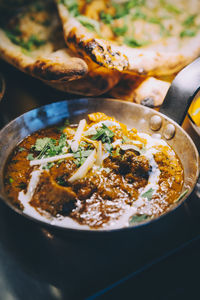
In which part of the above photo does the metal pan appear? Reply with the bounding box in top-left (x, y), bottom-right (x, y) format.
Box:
top-left (0, 59), bottom-right (199, 236)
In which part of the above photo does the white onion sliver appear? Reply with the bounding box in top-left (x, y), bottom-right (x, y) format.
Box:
top-left (30, 153), bottom-right (73, 166)
top-left (71, 119), bottom-right (86, 152)
top-left (96, 141), bottom-right (103, 166)
top-left (68, 150), bottom-right (96, 183)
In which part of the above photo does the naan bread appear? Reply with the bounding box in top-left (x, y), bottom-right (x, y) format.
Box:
top-left (109, 75), bottom-right (170, 106)
top-left (0, 1), bottom-right (88, 82)
top-left (56, 0), bottom-right (200, 76)
top-left (0, 0), bottom-right (120, 96)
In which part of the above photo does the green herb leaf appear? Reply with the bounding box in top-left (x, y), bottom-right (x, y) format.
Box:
top-left (27, 153), bottom-right (34, 161)
top-left (141, 188), bottom-right (154, 201)
top-left (42, 162), bottom-right (55, 170)
top-left (91, 124), bottom-right (114, 143)
top-left (33, 138), bottom-right (52, 152)
top-left (180, 29), bottom-right (196, 38)
top-left (148, 17), bottom-right (161, 24)
top-left (132, 8), bottom-right (147, 20)
top-left (60, 0), bottom-right (80, 17)
top-left (129, 214), bottom-right (149, 225)
top-left (112, 3), bottom-right (129, 19)
top-left (183, 14), bottom-right (197, 27)
top-left (126, 0), bottom-right (146, 9)
top-left (18, 147), bottom-right (26, 152)
top-left (73, 148), bottom-right (93, 167)
top-left (32, 134), bottom-right (67, 160)
top-left (9, 177), bottom-right (14, 184)
top-left (5, 30), bottom-right (46, 51)
top-left (112, 25), bottom-right (128, 36)
top-left (104, 143), bottom-right (113, 154)
top-left (76, 15), bottom-right (101, 34)
top-left (124, 37), bottom-right (148, 48)
top-left (161, 1), bottom-right (181, 14)
top-left (100, 11), bottom-right (113, 24)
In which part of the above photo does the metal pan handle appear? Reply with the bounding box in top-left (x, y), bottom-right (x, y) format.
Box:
top-left (160, 57), bottom-right (200, 125)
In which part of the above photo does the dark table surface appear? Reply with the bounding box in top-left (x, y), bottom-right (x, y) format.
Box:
top-left (0, 60), bottom-right (200, 300)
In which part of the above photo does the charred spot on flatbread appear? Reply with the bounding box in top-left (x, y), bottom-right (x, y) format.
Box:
top-left (66, 27), bottom-right (129, 71)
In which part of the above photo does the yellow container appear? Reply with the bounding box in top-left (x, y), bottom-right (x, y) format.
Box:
top-left (189, 97), bottom-right (200, 127)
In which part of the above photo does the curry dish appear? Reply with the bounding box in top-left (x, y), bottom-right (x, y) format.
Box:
top-left (4, 113), bottom-right (184, 229)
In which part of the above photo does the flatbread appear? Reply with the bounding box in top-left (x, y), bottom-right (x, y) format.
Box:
top-left (0, 0), bottom-right (120, 96)
top-left (0, 1), bottom-right (88, 81)
top-left (109, 75), bottom-right (170, 106)
top-left (56, 0), bottom-right (200, 76)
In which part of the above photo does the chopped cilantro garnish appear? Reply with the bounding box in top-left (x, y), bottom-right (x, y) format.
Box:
top-left (141, 188), bottom-right (154, 201)
top-left (5, 31), bottom-right (46, 51)
top-left (60, 0), bottom-right (80, 17)
top-left (132, 9), bottom-right (147, 20)
top-left (100, 11), bottom-right (113, 24)
top-left (91, 124), bottom-right (114, 143)
top-left (76, 16), bottom-right (100, 34)
top-left (124, 37), bottom-right (148, 48)
top-left (26, 35), bottom-right (46, 49)
top-left (129, 214), bottom-right (149, 225)
top-left (148, 18), bottom-right (171, 37)
top-left (111, 0), bottom-right (145, 19)
top-left (73, 148), bottom-right (93, 167)
top-left (27, 153), bottom-right (34, 161)
top-left (126, 0), bottom-right (146, 9)
top-left (104, 143), bottom-right (113, 154)
top-left (9, 177), bottom-right (14, 184)
top-left (112, 3), bottom-right (129, 19)
top-left (160, 1), bottom-right (181, 14)
top-left (18, 147), bottom-right (25, 152)
top-left (183, 14), bottom-right (197, 27)
top-left (42, 162), bottom-right (55, 170)
top-left (33, 138), bottom-right (52, 152)
top-left (5, 30), bottom-right (21, 45)
top-left (29, 134), bottom-right (67, 161)
top-left (112, 25), bottom-right (128, 36)
top-left (148, 17), bottom-right (161, 24)
top-left (180, 29), bottom-right (196, 38)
